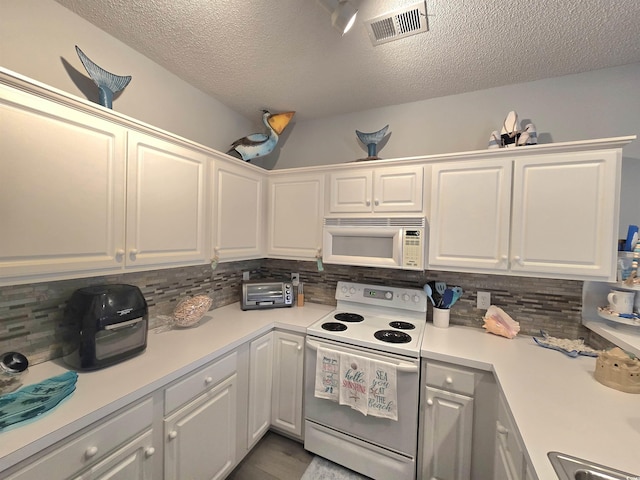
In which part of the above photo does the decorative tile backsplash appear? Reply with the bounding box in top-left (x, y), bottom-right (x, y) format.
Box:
top-left (0, 259), bottom-right (613, 366)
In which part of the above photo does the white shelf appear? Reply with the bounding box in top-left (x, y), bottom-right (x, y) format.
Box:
top-left (582, 281), bottom-right (640, 357)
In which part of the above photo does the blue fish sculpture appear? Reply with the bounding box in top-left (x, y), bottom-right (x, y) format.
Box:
top-left (75, 46), bottom-right (132, 109)
top-left (228, 110), bottom-right (295, 161)
top-left (356, 124), bottom-right (389, 160)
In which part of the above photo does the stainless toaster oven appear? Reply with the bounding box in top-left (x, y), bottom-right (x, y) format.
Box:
top-left (241, 281), bottom-right (293, 310)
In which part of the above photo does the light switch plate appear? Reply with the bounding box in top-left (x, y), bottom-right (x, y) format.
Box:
top-left (242, 271), bottom-right (250, 281)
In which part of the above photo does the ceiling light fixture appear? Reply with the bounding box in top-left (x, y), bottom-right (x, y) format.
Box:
top-left (317, 0), bottom-right (359, 35)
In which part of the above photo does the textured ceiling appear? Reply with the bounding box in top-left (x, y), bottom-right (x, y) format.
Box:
top-left (54, 0), bottom-right (640, 121)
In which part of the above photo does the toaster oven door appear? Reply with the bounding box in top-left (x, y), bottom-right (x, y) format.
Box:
top-left (95, 317), bottom-right (147, 360)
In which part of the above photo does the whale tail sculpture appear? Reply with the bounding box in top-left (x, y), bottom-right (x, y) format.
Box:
top-left (356, 124), bottom-right (389, 160)
top-left (76, 46), bottom-right (132, 109)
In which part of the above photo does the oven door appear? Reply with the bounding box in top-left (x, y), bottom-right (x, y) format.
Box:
top-left (323, 225), bottom-right (404, 269)
top-left (304, 337), bottom-right (420, 477)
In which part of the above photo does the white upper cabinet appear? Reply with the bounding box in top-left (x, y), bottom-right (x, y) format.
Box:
top-left (267, 172), bottom-right (325, 260)
top-left (0, 81), bottom-right (127, 284)
top-left (126, 130), bottom-right (209, 269)
top-left (212, 157), bottom-right (265, 262)
top-left (328, 165), bottom-right (424, 214)
top-left (429, 148), bottom-right (623, 281)
top-left (429, 159), bottom-right (512, 271)
top-left (510, 151), bottom-right (619, 279)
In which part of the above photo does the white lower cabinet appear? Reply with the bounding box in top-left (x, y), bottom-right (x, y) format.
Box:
top-left (419, 360), bottom-right (497, 480)
top-left (422, 387), bottom-right (474, 479)
top-left (247, 332), bottom-right (274, 449)
top-left (271, 330), bottom-right (305, 438)
top-left (493, 394), bottom-right (534, 480)
top-left (5, 398), bottom-right (155, 480)
top-left (163, 351), bottom-right (239, 480)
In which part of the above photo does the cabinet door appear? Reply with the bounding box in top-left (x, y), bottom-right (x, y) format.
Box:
top-left (271, 331), bottom-right (304, 438)
top-left (267, 173), bottom-right (324, 259)
top-left (127, 131), bottom-right (209, 268)
top-left (247, 333), bottom-right (274, 449)
top-left (328, 169), bottom-right (373, 213)
top-left (429, 160), bottom-right (512, 270)
top-left (494, 395), bottom-right (524, 480)
top-left (373, 165), bottom-right (424, 213)
top-left (0, 82), bottom-right (126, 284)
top-left (72, 430), bottom-right (154, 480)
top-left (164, 374), bottom-right (237, 480)
top-left (212, 159), bottom-right (264, 261)
top-left (510, 151), bottom-right (620, 280)
top-left (422, 387), bottom-right (474, 480)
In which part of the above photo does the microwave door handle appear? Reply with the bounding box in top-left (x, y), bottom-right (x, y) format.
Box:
top-left (306, 339), bottom-right (418, 373)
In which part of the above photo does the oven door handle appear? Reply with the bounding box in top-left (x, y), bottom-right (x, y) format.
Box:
top-left (306, 339), bottom-right (419, 373)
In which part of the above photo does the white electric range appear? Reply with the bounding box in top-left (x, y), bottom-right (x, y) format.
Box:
top-left (304, 281), bottom-right (428, 480)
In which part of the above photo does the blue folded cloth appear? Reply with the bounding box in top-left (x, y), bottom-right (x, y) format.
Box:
top-left (0, 371), bottom-right (78, 430)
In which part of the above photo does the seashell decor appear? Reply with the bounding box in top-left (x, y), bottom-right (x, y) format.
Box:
top-left (482, 305), bottom-right (520, 339)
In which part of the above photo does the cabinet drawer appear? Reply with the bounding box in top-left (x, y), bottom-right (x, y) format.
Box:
top-left (7, 397), bottom-right (153, 480)
top-left (164, 351), bottom-right (237, 415)
top-left (425, 361), bottom-right (476, 396)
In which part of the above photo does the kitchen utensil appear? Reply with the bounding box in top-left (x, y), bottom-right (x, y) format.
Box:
top-left (422, 284), bottom-right (435, 306)
top-left (441, 289), bottom-right (454, 309)
top-left (434, 281), bottom-right (447, 295)
top-left (450, 286), bottom-right (463, 306)
top-left (427, 281), bottom-right (442, 307)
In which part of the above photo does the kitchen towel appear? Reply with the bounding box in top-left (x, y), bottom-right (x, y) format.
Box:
top-left (367, 360), bottom-right (398, 421)
top-left (315, 347), bottom-right (340, 402)
top-left (339, 353), bottom-right (370, 416)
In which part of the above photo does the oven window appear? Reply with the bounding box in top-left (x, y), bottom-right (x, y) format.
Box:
top-left (332, 235), bottom-right (394, 259)
top-left (246, 285), bottom-right (282, 301)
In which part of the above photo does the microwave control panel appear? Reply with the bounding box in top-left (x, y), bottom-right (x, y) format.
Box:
top-left (403, 230), bottom-right (423, 268)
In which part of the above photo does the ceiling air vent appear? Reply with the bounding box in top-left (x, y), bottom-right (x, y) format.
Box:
top-left (365, 1), bottom-right (428, 46)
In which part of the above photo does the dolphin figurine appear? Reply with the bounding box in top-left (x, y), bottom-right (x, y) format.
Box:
top-left (75, 46), bottom-right (132, 109)
top-left (356, 124), bottom-right (389, 160)
top-left (228, 110), bottom-right (295, 161)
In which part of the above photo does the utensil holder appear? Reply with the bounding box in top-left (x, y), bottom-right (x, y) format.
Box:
top-left (432, 307), bottom-right (450, 328)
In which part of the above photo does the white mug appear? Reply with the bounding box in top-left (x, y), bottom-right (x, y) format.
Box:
top-left (607, 289), bottom-right (635, 315)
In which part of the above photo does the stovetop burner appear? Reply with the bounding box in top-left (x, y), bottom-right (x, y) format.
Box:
top-left (334, 312), bottom-right (364, 323)
top-left (374, 330), bottom-right (412, 344)
top-left (322, 322), bottom-right (348, 332)
top-left (389, 321), bottom-right (415, 330)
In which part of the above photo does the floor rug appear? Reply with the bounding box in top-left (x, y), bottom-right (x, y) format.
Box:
top-left (300, 456), bottom-right (371, 480)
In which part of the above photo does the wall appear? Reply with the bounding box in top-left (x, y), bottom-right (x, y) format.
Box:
top-left (277, 64), bottom-right (640, 236)
top-left (1, 259), bottom-right (614, 367)
top-left (0, 0), bottom-right (253, 153)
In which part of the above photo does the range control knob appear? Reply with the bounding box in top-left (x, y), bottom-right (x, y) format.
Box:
top-left (402, 293), bottom-right (410, 301)
top-left (385, 291), bottom-right (393, 300)
top-left (413, 295), bottom-right (421, 303)
top-left (341, 285), bottom-right (348, 293)
top-left (349, 287), bottom-right (356, 294)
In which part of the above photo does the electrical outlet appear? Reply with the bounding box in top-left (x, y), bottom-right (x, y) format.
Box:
top-left (477, 291), bottom-right (491, 309)
top-left (242, 271), bottom-right (250, 281)
top-left (291, 273), bottom-right (300, 286)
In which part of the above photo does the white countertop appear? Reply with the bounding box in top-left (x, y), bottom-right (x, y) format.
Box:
top-left (2, 303), bottom-right (639, 478)
top-left (0, 302), bottom-right (333, 471)
top-left (421, 324), bottom-right (640, 479)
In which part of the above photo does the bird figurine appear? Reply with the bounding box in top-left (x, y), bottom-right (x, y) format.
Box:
top-left (228, 110), bottom-right (295, 161)
top-left (75, 46), bottom-right (132, 109)
top-left (355, 124), bottom-right (389, 160)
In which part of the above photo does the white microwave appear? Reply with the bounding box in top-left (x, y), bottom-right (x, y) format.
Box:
top-left (322, 217), bottom-right (426, 270)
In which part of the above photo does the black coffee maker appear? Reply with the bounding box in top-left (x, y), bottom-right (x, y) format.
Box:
top-left (64, 284), bottom-right (148, 370)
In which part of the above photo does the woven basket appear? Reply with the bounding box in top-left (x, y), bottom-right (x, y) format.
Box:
top-left (173, 295), bottom-right (212, 328)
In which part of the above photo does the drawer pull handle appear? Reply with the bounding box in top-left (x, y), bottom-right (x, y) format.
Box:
top-left (445, 376), bottom-right (453, 384)
top-left (168, 430), bottom-right (178, 440)
top-left (427, 398), bottom-right (433, 406)
top-left (85, 446), bottom-right (98, 458)
top-left (205, 376), bottom-right (213, 385)
top-left (497, 423), bottom-right (509, 435)
top-left (145, 447), bottom-right (155, 457)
